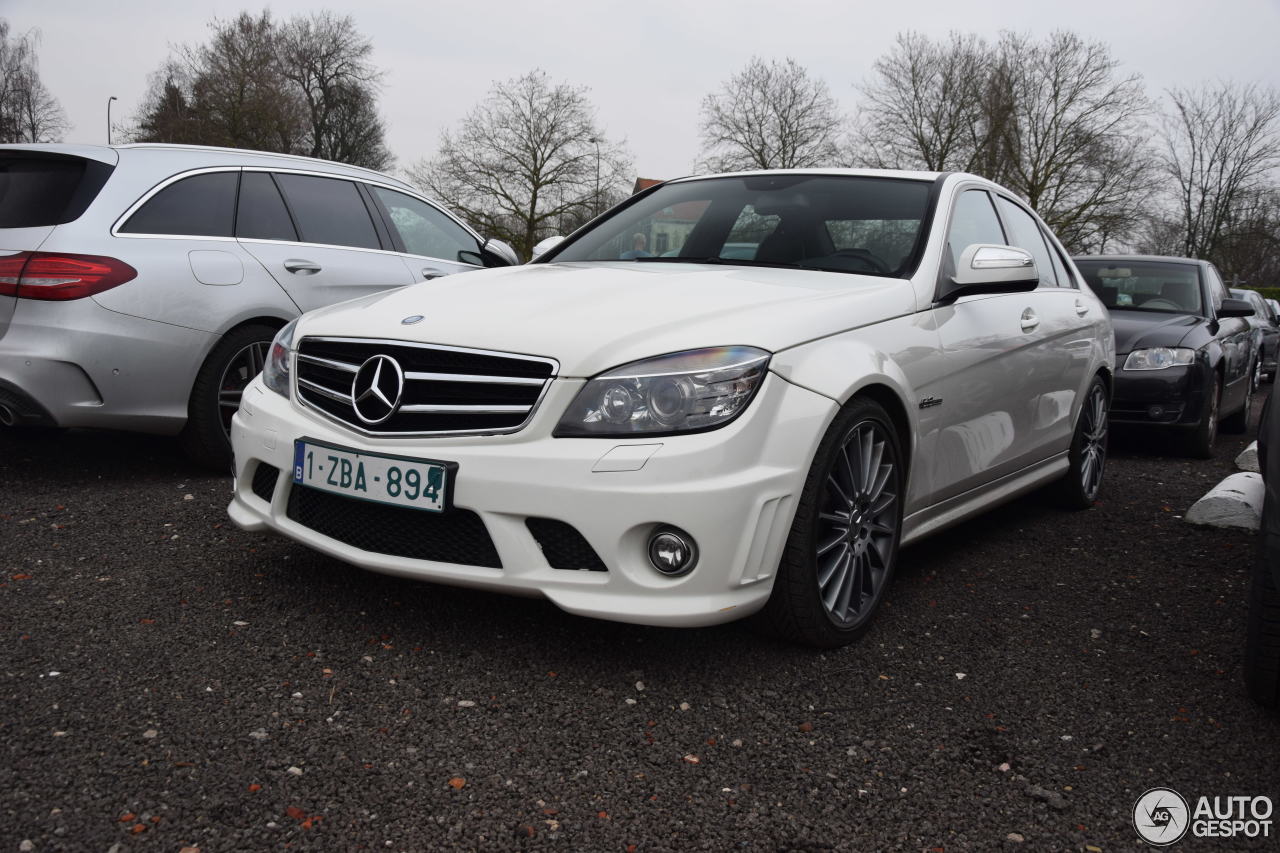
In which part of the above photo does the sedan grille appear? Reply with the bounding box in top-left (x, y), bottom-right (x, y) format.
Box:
top-left (295, 337), bottom-right (557, 436)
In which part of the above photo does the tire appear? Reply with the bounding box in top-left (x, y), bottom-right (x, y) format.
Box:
top-left (1245, 529), bottom-right (1280, 709)
top-left (179, 324), bottom-right (277, 471)
top-left (1184, 372), bottom-right (1220, 459)
top-left (1221, 363), bottom-right (1255, 434)
top-left (753, 397), bottom-right (904, 648)
top-left (1055, 375), bottom-right (1108, 509)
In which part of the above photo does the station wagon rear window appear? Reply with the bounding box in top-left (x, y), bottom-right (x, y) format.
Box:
top-left (0, 153), bottom-right (114, 228)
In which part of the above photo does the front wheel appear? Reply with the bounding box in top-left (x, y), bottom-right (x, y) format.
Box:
top-left (180, 324), bottom-right (277, 471)
top-left (1055, 375), bottom-right (1108, 509)
top-left (1184, 372), bottom-right (1220, 458)
top-left (754, 397), bottom-right (904, 647)
top-left (1221, 364), bottom-right (1255, 434)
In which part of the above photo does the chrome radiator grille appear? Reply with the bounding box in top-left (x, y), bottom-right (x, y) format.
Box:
top-left (294, 337), bottom-right (557, 436)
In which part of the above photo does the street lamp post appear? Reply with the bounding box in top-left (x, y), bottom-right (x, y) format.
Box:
top-left (107, 96), bottom-right (118, 145)
top-left (588, 137), bottom-right (601, 217)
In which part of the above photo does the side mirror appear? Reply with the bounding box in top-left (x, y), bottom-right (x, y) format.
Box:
top-left (938, 244), bottom-right (1038, 303)
top-left (1218, 297), bottom-right (1255, 318)
top-left (479, 238), bottom-right (521, 267)
top-left (531, 236), bottom-right (565, 261)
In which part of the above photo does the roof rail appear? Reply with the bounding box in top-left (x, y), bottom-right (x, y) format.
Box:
top-left (113, 143), bottom-right (408, 186)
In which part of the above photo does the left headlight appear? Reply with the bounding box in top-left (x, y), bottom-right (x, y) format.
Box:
top-left (262, 319), bottom-right (298, 397)
top-left (1123, 347), bottom-right (1196, 371)
top-left (553, 346), bottom-right (771, 437)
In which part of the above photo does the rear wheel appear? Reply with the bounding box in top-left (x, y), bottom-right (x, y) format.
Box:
top-left (754, 397), bottom-right (904, 648)
top-left (1184, 372), bottom-right (1220, 458)
top-left (180, 324), bottom-right (276, 471)
top-left (1055, 375), bottom-right (1108, 509)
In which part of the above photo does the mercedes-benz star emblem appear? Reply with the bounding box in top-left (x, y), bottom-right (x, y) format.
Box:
top-left (351, 355), bottom-right (405, 425)
top-left (401, 315), bottom-right (424, 325)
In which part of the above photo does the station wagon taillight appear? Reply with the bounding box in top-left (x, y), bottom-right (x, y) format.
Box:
top-left (0, 252), bottom-right (137, 300)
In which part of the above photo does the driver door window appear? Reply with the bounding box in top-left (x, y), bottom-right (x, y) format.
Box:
top-left (372, 187), bottom-right (481, 265)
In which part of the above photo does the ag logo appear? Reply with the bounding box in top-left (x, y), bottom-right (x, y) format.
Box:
top-left (1134, 787), bottom-right (1190, 845)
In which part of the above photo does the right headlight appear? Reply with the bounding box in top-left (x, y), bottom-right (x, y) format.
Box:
top-left (1123, 347), bottom-right (1196, 371)
top-left (553, 346), bottom-right (771, 437)
top-left (262, 318), bottom-right (298, 397)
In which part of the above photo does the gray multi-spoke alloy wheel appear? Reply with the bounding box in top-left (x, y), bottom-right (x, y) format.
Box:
top-left (755, 397), bottom-right (904, 647)
top-left (181, 323), bottom-right (279, 470)
top-left (1056, 374), bottom-right (1109, 509)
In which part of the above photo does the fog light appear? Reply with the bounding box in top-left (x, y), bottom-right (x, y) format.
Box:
top-left (1148, 405), bottom-right (1165, 419)
top-left (647, 526), bottom-right (698, 577)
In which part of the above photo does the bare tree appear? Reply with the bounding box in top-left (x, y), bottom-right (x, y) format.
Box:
top-left (698, 57), bottom-right (843, 172)
top-left (853, 30), bottom-right (1155, 252)
top-left (133, 10), bottom-right (390, 169)
top-left (855, 32), bottom-right (987, 171)
top-left (411, 70), bottom-right (631, 259)
top-left (993, 31), bottom-right (1156, 252)
top-left (278, 12), bottom-right (391, 169)
top-left (1160, 81), bottom-right (1280, 262)
top-left (0, 20), bottom-right (69, 143)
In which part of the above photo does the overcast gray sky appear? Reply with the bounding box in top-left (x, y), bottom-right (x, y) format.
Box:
top-left (9, 0), bottom-right (1280, 180)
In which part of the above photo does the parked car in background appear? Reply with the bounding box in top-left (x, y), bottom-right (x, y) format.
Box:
top-left (1074, 255), bottom-right (1257, 458)
top-left (1231, 287), bottom-right (1279, 383)
top-left (229, 169), bottom-right (1114, 647)
top-left (0, 143), bottom-right (516, 468)
top-left (1246, 391), bottom-right (1280, 709)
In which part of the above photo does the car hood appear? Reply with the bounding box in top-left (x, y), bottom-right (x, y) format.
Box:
top-left (296, 262), bottom-right (916, 376)
top-left (1109, 309), bottom-right (1201, 354)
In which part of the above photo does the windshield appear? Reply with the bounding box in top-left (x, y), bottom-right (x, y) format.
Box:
top-left (550, 174), bottom-right (933, 278)
top-left (1075, 259), bottom-right (1204, 315)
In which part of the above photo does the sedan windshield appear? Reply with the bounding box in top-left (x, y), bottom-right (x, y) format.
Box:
top-left (550, 174), bottom-right (933, 278)
top-left (1075, 260), bottom-right (1204, 315)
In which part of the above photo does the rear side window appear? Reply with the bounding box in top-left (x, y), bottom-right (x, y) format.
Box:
top-left (120, 171), bottom-right (238, 237)
top-left (995, 197), bottom-right (1057, 287)
top-left (274, 174), bottom-right (380, 250)
top-left (0, 155), bottom-right (114, 228)
top-left (237, 172), bottom-right (297, 242)
top-left (372, 187), bottom-right (480, 262)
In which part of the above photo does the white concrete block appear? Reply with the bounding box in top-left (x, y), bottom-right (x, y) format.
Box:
top-left (1236, 441), bottom-right (1260, 473)
top-left (1185, 472), bottom-right (1264, 531)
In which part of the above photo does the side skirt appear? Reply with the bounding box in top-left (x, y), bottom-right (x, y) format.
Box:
top-left (902, 453), bottom-right (1069, 546)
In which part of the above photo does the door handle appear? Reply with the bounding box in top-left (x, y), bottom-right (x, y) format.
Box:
top-left (1075, 299), bottom-right (1089, 316)
top-left (284, 259), bottom-right (321, 275)
top-left (421, 268), bottom-right (445, 280)
top-left (1020, 309), bottom-right (1040, 332)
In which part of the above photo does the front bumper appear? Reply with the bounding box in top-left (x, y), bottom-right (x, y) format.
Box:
top-left (228, 371), bottom-right (837, 628)
top-left (1109, 360), bottom-right (1211, 429)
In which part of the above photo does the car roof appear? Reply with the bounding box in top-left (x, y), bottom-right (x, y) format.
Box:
top-left (0, 142), bottom-right (414, 191)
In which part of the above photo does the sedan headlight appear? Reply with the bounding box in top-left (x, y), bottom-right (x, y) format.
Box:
top-left (1123, 347), bottom-right (1196, 371)
top-left (554, 346), bottom-right (771, 437)
top-left (263, 319), bottom-right (298, 397)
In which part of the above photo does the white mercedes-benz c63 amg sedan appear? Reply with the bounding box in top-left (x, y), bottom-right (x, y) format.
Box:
top-left (228, 170), bottom-right (1114, 646)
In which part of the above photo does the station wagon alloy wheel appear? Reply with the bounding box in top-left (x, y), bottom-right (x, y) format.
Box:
top-left (816, 420), bottom-right (900, 626)
top-left (219, 341), bottom-right (271, 436)
top-left (1079, 382), bottom-right (1108, 500)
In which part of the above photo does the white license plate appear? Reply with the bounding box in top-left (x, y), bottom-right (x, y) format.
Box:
top-left (293, 440), bottom-right (449, 513)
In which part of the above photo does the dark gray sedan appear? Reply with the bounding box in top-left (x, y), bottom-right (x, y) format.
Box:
top-left (1074, 255), bottom-right (1257, 457)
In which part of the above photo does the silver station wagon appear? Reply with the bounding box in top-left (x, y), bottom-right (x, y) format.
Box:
top-left (0, 143), bottom-right (515, 467)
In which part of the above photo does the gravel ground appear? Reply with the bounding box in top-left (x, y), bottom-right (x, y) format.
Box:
top-left (2, 391), bottom-right (1278, 852)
